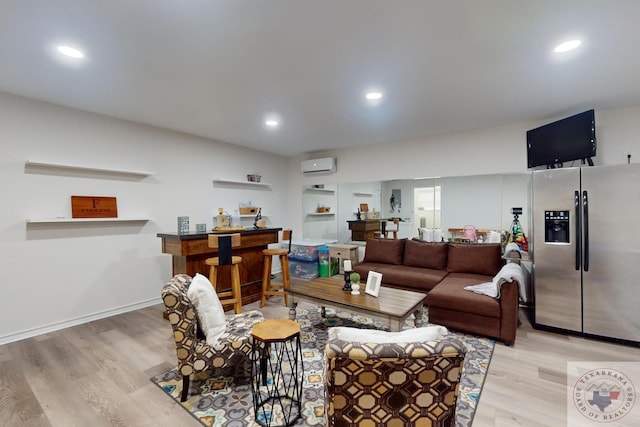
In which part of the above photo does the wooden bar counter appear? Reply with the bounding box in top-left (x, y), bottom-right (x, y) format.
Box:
top-left (157, 227), bottom-right (281, 306)
top-left (347, 219), bottom-right (383, 241)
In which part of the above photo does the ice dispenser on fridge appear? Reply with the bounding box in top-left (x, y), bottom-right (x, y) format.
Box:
top-left (544, 210), bottom-right (569, 243)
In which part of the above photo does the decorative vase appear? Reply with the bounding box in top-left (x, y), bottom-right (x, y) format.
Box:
top-left (351, 283), bottom-right (360, 295)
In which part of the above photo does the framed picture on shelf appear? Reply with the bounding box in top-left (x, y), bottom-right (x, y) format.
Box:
top-left (365, 271), bottom-right (382, 297)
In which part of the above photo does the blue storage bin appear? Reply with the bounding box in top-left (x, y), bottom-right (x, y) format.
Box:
top-left (318, 246), bottom-right (330, 277)
top-left (318, 246), bottom-right (329, 262)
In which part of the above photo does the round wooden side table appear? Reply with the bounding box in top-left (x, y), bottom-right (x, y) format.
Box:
top-left (250, 318), bottom-right (303, 427)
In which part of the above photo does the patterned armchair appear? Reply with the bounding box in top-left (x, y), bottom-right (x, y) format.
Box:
top-left (161, 274), bottom-right (264, 401)
top-left (324, 334), bottom-right (466, 427)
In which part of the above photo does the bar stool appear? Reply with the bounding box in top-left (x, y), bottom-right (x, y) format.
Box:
top-left (373, 220), bottom-right (387, 238)
top-left (260, 229), bottom-right (292, 307)
top-left (206, 233), bottom-right (243, 314)
top-left (385, 218), bottom-right (400, 239)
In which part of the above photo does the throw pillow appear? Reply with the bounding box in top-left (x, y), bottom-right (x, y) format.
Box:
top-left (186, 273), bottom-right (227, 345)
top-left (329, 325), bottom-right (447, 343)
top-left (418, 227), bottom-right (433, 242)
top-left (363, 238), bottom-right (405, 265)
top-left (403, 239), bottom-right (448, 270)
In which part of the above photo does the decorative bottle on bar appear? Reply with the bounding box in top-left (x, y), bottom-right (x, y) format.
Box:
top-left (216, 208), bottom-right (226, 229)
top-left (253, 207), bottom-right (262, 228)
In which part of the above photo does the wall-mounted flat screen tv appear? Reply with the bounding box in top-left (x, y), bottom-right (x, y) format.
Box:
top-left (526, 109), bottom-right (596, 168)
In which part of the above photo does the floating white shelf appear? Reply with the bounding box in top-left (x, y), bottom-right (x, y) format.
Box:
top-left (212, 178), bottom-right (272, 187)
top-left (305, 187), bottom-right (335, 193)
top-left (239, 214), bottom-right (269, 218)
top-left (26, 217), bottom-right (150, 224)
top-left (25, 160), bottom-right (154, 177)
top-left (307, 212), bottom-right (335, 216)
top-left (353, 192), bottom-right (374, 196)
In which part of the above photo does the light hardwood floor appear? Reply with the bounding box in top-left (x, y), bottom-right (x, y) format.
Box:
top-left (1, 281), bottom-right (639, 426)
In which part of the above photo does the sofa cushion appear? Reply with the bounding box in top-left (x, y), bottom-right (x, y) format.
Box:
top-left (353, 262), bottom-right (447, 293)
top-left (427, 273), bottom-right (501, 318)
top-left (447, 243), bottom-right (503, 276)
top-left (329, 325), bottom-right (447, 343)
top-left (403, 239), bottom-right (448, 270)
top-left (363, 238), bottom-right (405, 265)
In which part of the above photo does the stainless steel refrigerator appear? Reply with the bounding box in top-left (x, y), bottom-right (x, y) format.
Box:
top-left (533, 163), bottom-right (640, 343)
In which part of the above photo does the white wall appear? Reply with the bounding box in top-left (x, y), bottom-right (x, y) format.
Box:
top-left (441, 174), bottom-right (503, 232)
top-left (4, 92), bottom-right (640, 343)
top-left (301, 184), bottom-right (338, 240)
top-left (288, 106), bottom-right (640, 239)
top-left (336, 182), bottom-right (382, 243)
top-left (0, 92), bottom-right (289, 344)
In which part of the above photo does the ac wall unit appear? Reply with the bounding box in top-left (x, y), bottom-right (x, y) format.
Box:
top-left (301, 157), bottom-right (337, 174)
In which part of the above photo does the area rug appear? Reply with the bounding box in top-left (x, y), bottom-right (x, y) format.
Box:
top-left (151, 306), bottom-right (494, 427)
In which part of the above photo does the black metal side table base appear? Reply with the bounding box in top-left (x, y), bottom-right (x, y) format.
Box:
top-left (250, 319), bottom-right (304, 427)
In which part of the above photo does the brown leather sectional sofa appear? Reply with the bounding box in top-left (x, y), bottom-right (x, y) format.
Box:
top-left (352, 238), bottom-right (520, 345)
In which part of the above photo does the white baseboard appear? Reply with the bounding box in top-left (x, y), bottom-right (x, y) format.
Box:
top-left (0, 297), bottom-right (162, 345)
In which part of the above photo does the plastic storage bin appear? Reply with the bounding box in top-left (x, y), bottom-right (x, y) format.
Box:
top-left (288, 240), bottom-right (334, 262)
top-left (289, 260), bottom-right (319, 280)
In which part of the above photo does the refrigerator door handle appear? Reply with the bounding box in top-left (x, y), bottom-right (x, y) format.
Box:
top-left (575, 190), bottom-right (581, 270)
top-left (583, 190), bottom-right (589, 271)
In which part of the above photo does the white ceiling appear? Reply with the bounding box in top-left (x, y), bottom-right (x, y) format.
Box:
top-left (1, 0), bottom-right (639, 157)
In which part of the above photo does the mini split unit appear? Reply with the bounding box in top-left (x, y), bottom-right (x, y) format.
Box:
top-left (301, 157), bottom-right (337, 174)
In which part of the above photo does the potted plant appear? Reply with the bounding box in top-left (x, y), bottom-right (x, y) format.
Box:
top-left (349, 272), bottom-right (361, 284)
top-left (349, 272), bottom-right (361, 295)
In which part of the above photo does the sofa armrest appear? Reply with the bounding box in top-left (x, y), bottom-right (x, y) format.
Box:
top-left (162, 274), bottom-right (199, 365)
top-left (499, 279), bottom-right (520, 345)
top-left (211, 310), bottom-right (264, 351)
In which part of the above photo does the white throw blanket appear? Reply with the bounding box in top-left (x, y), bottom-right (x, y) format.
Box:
top-left (464, 263), bottom-right (527, 302)
top-left (504, 242), bottom-right (522, 258)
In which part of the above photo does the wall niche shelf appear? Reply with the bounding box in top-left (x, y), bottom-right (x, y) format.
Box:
top-left (25, 160), bottom-right (154, 177)
top-left (307, 212), bottom-right (335, 216)
top-left (213, 178), bottom-right (272, 188)
top-left (353, 192), bottom-right (374, 197)
top-left (26, 217), bottom-right (150, 224)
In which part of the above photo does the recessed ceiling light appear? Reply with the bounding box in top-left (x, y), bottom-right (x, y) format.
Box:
top-left (365, 92), bottom-right (383, 100)
top-left (57, 45), bottom-right (85, 58)
top-left (554, 40), bottom-right (581, 53)
top-left (265, 119), bottom-right (279, 127)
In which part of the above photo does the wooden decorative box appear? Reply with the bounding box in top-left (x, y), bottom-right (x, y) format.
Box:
top-left (239, 206), bottom-right (259, 215)
top-left (316, 207), bottom-right (331, 213)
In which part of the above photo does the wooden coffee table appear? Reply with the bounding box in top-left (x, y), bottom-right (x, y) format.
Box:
top-left (287, 276), bottom-right (425, 332)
